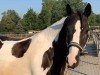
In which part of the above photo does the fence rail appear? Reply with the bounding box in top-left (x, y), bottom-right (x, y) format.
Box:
top-left (0, 33), bottom-right (34, 40)
top-left (92, 32), bottom-right (100, 57)
top-left (0, 31), bottom-right (40, 39)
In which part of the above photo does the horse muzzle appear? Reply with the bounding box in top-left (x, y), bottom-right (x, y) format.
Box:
top-left (66, 42), bottom-right (83, 69)
top-left (66, 50), bottom-right (80, 69)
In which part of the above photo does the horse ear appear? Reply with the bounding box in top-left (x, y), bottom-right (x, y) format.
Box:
top-left (83, 3), bottom-right (91, 17)
top-left (66, 4), bottom-right (74, 16)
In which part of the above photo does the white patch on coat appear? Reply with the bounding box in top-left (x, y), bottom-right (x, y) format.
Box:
top-left (0, 41), bottom-right (17, 74)
top-left (69, 20), bottom-right (81, 53)
top-left (0, 41), bottom-right (17, 63)
top-left (68, 20), bottom-right (81, 66)
top-left (71, 20), bottom-right (81, 44)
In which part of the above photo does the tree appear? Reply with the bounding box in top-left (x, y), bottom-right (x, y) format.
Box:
top-left (14, 20), bottom-right (25, 34)
top-left (62, 0), bottom-right (86, 12)
top-left (51, 0), bottom-right (64, 24)
top-left (0, 10), bottom-right (20, 32)
top-left (88, 13), bottom-right (97, 26)
top-left (23, 8), bottom-right (38, 31)
top-left (95, 14), bottom-right (100, 26)
top-left (38, 0), bottom-right (52, 30)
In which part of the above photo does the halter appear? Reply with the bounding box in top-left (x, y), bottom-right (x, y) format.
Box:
top-left (68, 42), bottom-right (83, 52)
top-left (66, 42), bottom-right (83, 68)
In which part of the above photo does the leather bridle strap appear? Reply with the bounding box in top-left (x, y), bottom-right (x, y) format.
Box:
top-left (68, 42), bottom-right (83, 52)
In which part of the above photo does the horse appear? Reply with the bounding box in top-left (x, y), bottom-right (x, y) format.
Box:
top-left (0, 3), bottom-right (91, 75)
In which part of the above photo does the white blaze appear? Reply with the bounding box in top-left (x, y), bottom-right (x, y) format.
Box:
top-left (71, 20), bottom-right (81, 44)
top-left (68, 20), bottom-right (81, 66)
top-left (70, 20), bottom-right (81, 53)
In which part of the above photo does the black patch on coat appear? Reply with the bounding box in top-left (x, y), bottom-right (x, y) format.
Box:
top-left (41, 47), bottom-right (54, 70)
top-left (0, 41), bottom-right (3, 49)
top-left (12, 39), bottom-right (31, 58)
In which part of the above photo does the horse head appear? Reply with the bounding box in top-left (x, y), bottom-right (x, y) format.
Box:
top-left (65, 3), bottom-right (91, 68)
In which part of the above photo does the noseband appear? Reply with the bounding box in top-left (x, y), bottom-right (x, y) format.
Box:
top-left (68, 42), bottom-right (83, 52)
top-left (66, 42), bottom-right (83, 68)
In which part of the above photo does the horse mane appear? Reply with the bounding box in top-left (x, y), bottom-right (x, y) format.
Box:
top-left (47, 17), bottom-right (68, 75)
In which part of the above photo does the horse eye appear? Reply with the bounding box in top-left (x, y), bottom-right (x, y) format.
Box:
top-left (81, 28), bottom-right (84, 30)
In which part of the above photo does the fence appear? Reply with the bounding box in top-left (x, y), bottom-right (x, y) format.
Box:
top-left (0, 33), bottom-right (35, 40)
top-left (92, 32), bottom-right (100, 57)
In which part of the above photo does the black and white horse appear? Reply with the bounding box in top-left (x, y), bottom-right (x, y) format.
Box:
top-left (0, 3), bottom-right (91, 75)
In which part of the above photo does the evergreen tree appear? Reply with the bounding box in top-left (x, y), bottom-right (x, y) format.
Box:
top-left (88, 13), bottom-right (97, 26)
top-left (38, 0), bottom-right (52, 29)
top-left (0, 10), bottom-right (20, 32)
top-left (14, 20), bottom-right (24, 34)
top-left (51, 0), bottom-right (64, 24)
top-left (23, 8), bottom-right (38, 31)
top-left (62, 0), bottom-right (86, 12)
top-left (95, 14), bottom-right (100, 26)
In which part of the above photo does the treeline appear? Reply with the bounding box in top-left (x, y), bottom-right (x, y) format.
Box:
top-left (0, 0), bottom-right (99, 34)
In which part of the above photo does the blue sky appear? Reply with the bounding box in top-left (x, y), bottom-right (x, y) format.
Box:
top-left (0, 0), bottom-right (99, 19)
top-left (83, 0), bottom-right (100, 14)
top-left (0, 0), bottom-right (42, 18)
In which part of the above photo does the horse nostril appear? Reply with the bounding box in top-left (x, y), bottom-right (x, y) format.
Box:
top-left (68, 63), bottom-right (76, 69)
top-left (67, 60), bottom-right (79, 69)
top-left (66, 57), bottom-right (68, 63)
